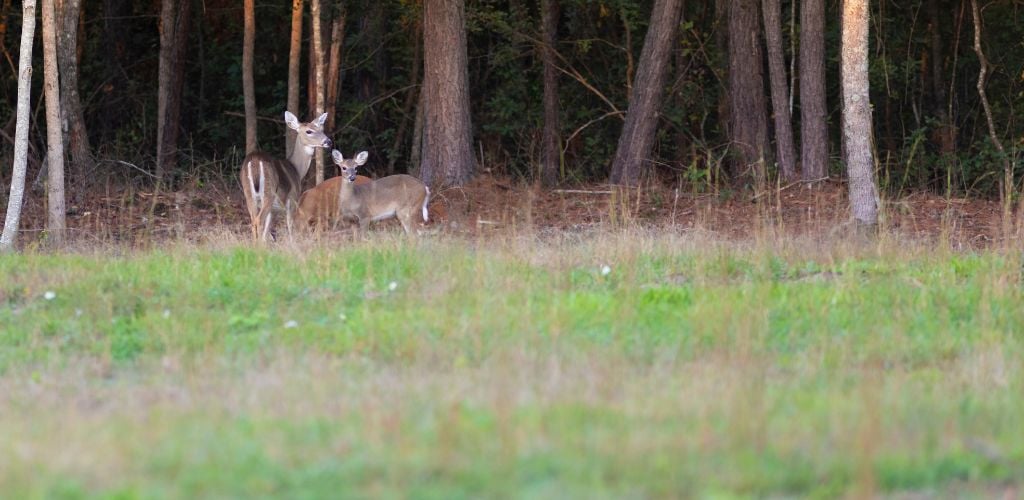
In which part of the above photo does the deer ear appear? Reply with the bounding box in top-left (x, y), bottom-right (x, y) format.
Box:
top-left (355, 151), bottom-right (369, 166)
top-left (284, 111), bottom-right (300, 130)
top-left (313, 112), bottom-right (329, 129)
top-left (331, 149), bottom-right (344, 164)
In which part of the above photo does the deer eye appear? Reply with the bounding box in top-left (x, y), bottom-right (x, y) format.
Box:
top-left (305, 130), bottom-right (312, 135)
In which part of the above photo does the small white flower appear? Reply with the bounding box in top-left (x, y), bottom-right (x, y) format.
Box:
top-left (388, 281), bottom-right (398, 292)
top-left (338, 313), bottom-right (348, 321)
top-left (284, 320), bottom-right (299, 329)
top-left (600, 265), bottom-right (612, 276)
top-left (43, 291), bottom-right (56, 300)
top-left (75, 309), bottom-right (83, 317)
top-left (162, 309), bottom-right (171, 319)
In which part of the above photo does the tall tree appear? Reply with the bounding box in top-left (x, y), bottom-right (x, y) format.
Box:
top-left (242, 0), bottom-right (256, 153)
top-left (325, 3), bottom-right (346, 134)
top-left (970, 0), bottom-right (1010, 216)
top-left (42, 0), bottom-right (66, 245)
top-left (156, 0), bottom-right (192, 179)
top-left (310, 0), bottom-right (326, 184)
top-left (608, 0), bottom-right (684, 185)
top-left (420, 0), bottom-right (474, 187)
top-left (286, 0), bottom-right (305, 157)
top-left (761, 0), bottom-right (797, 180)
top-left (727, 0), bottom-right (769, 181)
top-left (0, 0), bottom-right (36, 252)
top-left (55, 0), bottom-right (91, 189)
top-left (538, 0), bottom-right (561, 186)
top-left (841, 0), bottom-right (878, 226)
top-left (800, 0), bottom-right (827, 181)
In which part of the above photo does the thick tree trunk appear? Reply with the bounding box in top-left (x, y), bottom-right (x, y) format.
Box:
top-left (608, 0), bottom-right (684, 185)
top-left (42, 0), bottom-right (66, 245)
top-left (156, 0), bottom-right (191, 180)
top-left (420, 0), bottom-right (474, 187)
top-left (325, 3), bottom-right (346, 134)
top-left (539, 0), bottom-right (561, 187)
top-left (800, 0), bottom-right (827, 181)
top-left (55, 0), bottom-right (91, 190)
top-left (0, 0), bottom-right (36, 252)
top-left (761, 0), bottom-right (797, 181)
top-left (841, 0), bottom-right (878, 226)
top-left (311, 0), bottom-right (326, 184)
top-left (286, 0), bottom-right (304, 157)
top-left (242, 0), bottom-right (256, 153)
top-left (727, 0), bottom-right (769, 181)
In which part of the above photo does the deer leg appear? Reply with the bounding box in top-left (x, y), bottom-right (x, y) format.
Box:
top-left (257, 203), bottom-right (273, 243)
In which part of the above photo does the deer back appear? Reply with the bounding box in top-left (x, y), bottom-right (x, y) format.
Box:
top-left (344, 174), bottom-right (428, 221)
top-left (241, 152), bottom-right (303, 207)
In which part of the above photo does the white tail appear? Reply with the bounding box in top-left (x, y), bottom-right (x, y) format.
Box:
top-left (239, 111), bottom-right (332, 241)
top-left (332, 150), bottom-right (430, 236)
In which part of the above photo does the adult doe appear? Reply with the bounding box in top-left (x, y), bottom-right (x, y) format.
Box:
top-left (239, 111), bottom-right (332, 241)
top-left (332, 150), bottom-right (430, 236)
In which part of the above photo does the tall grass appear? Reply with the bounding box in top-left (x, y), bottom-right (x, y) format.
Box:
top-left (0, 229), bottom-right (1021, 497)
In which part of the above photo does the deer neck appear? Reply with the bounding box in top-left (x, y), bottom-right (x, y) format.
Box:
top-left (288, 144), bottom-right (317, 181)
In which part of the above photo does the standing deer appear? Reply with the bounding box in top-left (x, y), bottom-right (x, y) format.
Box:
top-left (332, 150), bottom-right (430, 236)
top-left (239, 111), bottom-right (332, 241)
top-left (295, 173), bottom-right (372, 232)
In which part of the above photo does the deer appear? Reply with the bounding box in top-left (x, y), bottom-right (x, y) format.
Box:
top-left (331, 149), bottom-right (431, 236)
top-left (295, 172), bottom-right (372, 232)
top-left (239, 111), bottom-right (332, 241)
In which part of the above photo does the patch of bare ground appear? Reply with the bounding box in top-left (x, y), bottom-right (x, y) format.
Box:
top-left (0, 173), bottom-right (1010, 249)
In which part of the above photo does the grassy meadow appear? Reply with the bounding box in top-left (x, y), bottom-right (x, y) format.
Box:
top-left (0, 229), bottom-right (1021, 498)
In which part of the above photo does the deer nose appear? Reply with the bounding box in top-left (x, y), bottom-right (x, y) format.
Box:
top-left (323, 138), bottom-right (333, 148)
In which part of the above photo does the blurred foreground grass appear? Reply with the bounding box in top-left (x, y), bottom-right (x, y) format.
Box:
top-left (0, 230), bottom-right (1021, 498)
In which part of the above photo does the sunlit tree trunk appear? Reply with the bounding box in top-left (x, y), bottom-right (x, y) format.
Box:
top-left (0, 0), bottom-right (37, 252)
top-left (538, 0), bottom-right (561, 187)
top-left (242, 0), bottom-right (256, 153)
top-left (800, 0), bottom-right (827, 181)
top-left (609, 0), bottom-right (684, 185)
top-left (311, 0), bottom-right (326, 184)
top-left (841, 0), bottom-right (878, 226)
top-left (762, 0), bottom-right (797, 180)
top-left (42, 0), bottom-right (66, 245)
top-left (286, 0), bottom-right (304, 157)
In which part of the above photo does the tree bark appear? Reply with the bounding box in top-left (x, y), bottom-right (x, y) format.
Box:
top-left (286, 0), bottom-right (304, 157)
top-left (311, 0), bottom-right (326, 184)
top-left (727, 0), bottom-right (769, 182)
top-left (325, 3), bottom-right (346, 134)
top-left (420, 0), bottom-right (474, 187)
top-left (156, 0), bottom-right (191, 180)
top-left (0, 0), bottom-right (36, 252)
top-left (761, 0), bottom-right (797, 181)
top-left (54, 0), bottom-right (91, 191)
top-left (608, 0), bottom-right (684, 185)
top-left (242, 0), bottom-right (256, 153)
top-left (42, 0), bottom-right (66, 245)
top-left (800, 0), bottom-right (827, 181)
top-left (970, 0), bottom-right (1009, 207)
top-left (539, 0), bottom-right (561, 187)
top-left (841, 0), bottom-right (878, 226)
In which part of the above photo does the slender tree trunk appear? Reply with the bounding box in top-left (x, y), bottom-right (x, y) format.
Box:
top-left (841, 0), bottom-right (878, 226)
top-left (325, 3), bottom-right (346, 134)
top-left (54, 0), bottom-right (90, 191)
top-left (286, 0), bottom-right (304, 157)
top-left (761, 0), bottom-right (797, 181)
top-left (608, 0), bottom-right (684, 185)
top-left (156, 0), bottom-right (191, 179)
top-left (42, 0), bottom-right (65, 245)
top-left (970, 0), bottom-right (1010, 211)
top-left (420, 0), bottom-right (474, 187)
top-left (311, 0), bottom-right (325, 184)
top-left (539, 0), bottom-right (561, 187)
top-left (800, 0), bottom-right (827, 181)
top-left (727, 0), bottom-right (769, 182)
top-left (242, 0), bottom-right (256, 153)
top-left (0, 0), bottom-right (36, 252)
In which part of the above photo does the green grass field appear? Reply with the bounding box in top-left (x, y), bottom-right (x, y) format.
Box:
top-left (1, 230), bottom-right (1021, 498)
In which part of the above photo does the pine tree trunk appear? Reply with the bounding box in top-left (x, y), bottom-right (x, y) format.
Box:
top-left (242, 0), bottom-right (256, 153)
top-left (42, 0), bottom-right (66, 245)
top-left (608, 0), bottom-right (684, 185)
top-left (727, 0), bottom-right (769, 182)
top-left (55, 0), bottom-right (91, 191)
top-left (325, 4), bottom-right (346, 134)
top-left (420, 0), bottom-right (474, 187)
top-left (0, 0), bottom-right (36, 252)
top-left (761, 0), bottom-right (797, 181)
top-left (286, 0), bottom-right (304, 157)
top-left (539, 0), bottom-right (561, 187)
top-left (311, 0), bottom-right (325, 184)
top-left (800, 0), bottom-right (828, 181)
top-left (841, 0), bottom-right (878, 226)
top-left (156, 0), bottom-right (191, 180)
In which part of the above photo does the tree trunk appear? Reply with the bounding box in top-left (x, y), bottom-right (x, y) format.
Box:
top-left (311, 0), bottom-right (326, 184)
top-left (841, 0), bottom-right (878, 226)
top-left (156, 0), bottom-right (191, 180)
top-left (286, 0), bottom-right (304, 157)
top-left (242, 0), bottom-right (256, 153)
top-left (926, 0), bottom-right (954, 155)
top-left (0, 0), bottom-right (36, 252)
top-left (761, 0), bottom-right (797, 181)
top-left (388, 16), bottom-right (423, 175)
top-left (608, 0), bottom-right (684, 185)
top-left (42, 0), bottom-right (66, 245)
top-left (538, 0), bottom-right (561, 187)
top-left (727, 0), bottom-right (769, 182)
top-left (54, 0), bottom-right (90, 191)
top-left (970, 0), bottom-right (1009, 208)
top-left (325, 3), bottom-right (346, 134)
top-left (800, 0), bottom-right (827, 181)
top-left (420, 0), bottom-right (474, 187)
